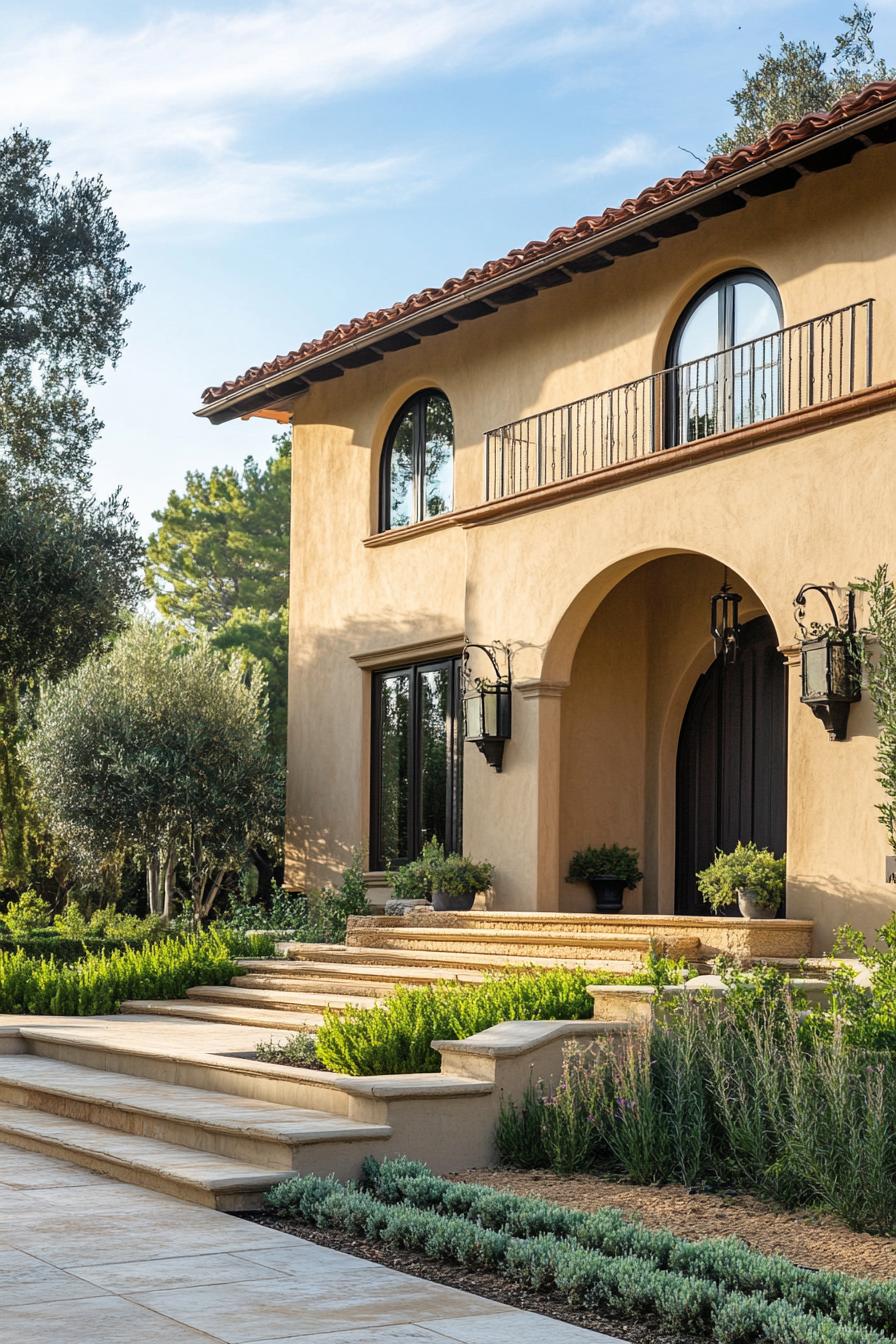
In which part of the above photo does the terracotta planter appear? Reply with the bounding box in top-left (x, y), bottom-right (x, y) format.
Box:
top-left (587, 876), bottom-right (627, 914)
top-left (431, 888), bottom-right (476, 912)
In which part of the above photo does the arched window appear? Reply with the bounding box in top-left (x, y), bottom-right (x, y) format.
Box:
top-left (380, 389), bottom-right (453, 531)
top-left (667, 271), bottom-right (782, 446)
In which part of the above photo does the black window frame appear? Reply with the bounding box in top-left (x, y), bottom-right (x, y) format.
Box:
top-left (369, 655), bottom-right (463, 871)
top-left (665, 269), bottom-right (783, 448)
top-left (379, 388), bottom-right (454, 532)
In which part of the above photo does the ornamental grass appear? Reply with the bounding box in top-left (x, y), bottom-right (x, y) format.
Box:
top-left (498, 981), bottom-right (896, 1234)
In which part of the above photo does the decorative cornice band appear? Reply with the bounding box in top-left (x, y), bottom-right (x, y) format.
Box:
top-left (351, 633), bottom-right (465, 668)
top-left (516, 679), bottom-right (571, 700)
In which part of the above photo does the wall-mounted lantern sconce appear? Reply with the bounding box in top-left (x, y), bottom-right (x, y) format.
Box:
top-left (462, 641), bottom-right (512, 772)
top-left (793, 583), bottom-right (861, 741)
top-left (711, 570), bottom-right (742, 666)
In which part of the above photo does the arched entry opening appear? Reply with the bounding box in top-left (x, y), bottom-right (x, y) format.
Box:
top-left (555, 552), bottom-right (786, 914)
top-left (674, 615), bottom-right (788, 914)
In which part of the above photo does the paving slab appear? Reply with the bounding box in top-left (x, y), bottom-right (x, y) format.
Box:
top-left (0, 1141), bottom-right (617, 1343)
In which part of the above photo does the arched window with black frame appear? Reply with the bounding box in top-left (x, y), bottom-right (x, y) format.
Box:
top-left (667, 271), bottom-right (783, 447)
top-left (380, 388), bottom-right (453, 531)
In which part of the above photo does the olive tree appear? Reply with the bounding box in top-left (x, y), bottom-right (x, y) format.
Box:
top-left (856, 566), bottom-right (896, 853)
top-left (22, 622), bottom-right (282, 921)
top-left (0, 127), bottom-right (143, 887)
top-left (711, 5), bottom-right (894, 155)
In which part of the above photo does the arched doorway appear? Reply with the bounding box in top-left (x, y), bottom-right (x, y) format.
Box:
top-left (674, 615), bottom-right (787, 915)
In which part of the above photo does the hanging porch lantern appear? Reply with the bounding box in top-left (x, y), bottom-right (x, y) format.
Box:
top-left (793, 583), bottom-right (861, 741)
top-left (462, 641), bottom-right (512, 772)
top-left (711, 570), bottom-right (742, 666)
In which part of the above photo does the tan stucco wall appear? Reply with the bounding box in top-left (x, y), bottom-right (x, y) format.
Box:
top-left (284, 142), bottom-right (896, 950)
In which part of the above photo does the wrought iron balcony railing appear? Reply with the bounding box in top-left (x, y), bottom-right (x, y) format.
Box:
top-left (483, 299), bottom-right (874, 502)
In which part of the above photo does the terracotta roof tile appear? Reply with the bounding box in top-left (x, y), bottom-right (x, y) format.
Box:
top-left (201, 80), bottom-right (896, 408)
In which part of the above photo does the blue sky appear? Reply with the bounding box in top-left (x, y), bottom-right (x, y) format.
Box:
top-left (3, 0), bottom-right (895, 536)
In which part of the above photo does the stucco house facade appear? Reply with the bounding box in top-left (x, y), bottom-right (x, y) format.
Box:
top-left (198, 82), bottom-right (896, 951)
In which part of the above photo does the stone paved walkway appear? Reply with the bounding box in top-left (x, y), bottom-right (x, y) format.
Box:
top-left (0, 1141), bottom-right (617, 1343)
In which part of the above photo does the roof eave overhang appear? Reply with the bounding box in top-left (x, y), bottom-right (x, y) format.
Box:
top-left (196, 97), bottom-right (896, 425)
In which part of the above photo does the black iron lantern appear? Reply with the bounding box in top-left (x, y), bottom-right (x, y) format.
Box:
top-left (462, 641), bottom-right (512, 772)
top-left (793, 583), bottom-right (861, 741)
top-left (711, 570), bottom-right (742, 665)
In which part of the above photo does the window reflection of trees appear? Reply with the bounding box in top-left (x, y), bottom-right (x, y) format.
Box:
top-left (378, 672), bottom-right (410, 868)
top-left (668, 273), bottom-right (782, 448)
top-left (381, 390), bottom-right (454, 530)
top-left (424, 395), bottom-right (453, 518)
top-left (419, 669), bottom-right (449, 847)
top-left (372, 657), bottom-right (461, 870)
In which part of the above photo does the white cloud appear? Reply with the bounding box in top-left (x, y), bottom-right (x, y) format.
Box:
top-left (559, 133), bottom-right (658, 183)
top-left (0, 0), bottom-right (556, 228)
top-left (0, 0), bottom-right (803, 230)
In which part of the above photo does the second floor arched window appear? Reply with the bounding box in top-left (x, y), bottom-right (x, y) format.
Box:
top-left (667, 271), bottom-right (783, 446)
top-left (380, 389), bottom-right (453, 531)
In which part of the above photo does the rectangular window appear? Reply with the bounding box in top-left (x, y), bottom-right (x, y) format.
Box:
top-left (370, 657), bottom-right (462, 870)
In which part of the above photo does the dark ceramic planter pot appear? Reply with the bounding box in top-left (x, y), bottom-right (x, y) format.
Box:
top-left (431, 888), bottom-right (477, 912)
top-left (587, 877), bottom-right (627, 914)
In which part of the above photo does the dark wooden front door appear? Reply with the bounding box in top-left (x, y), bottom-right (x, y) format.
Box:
top-left (675, 616), bottom-right (788, 915)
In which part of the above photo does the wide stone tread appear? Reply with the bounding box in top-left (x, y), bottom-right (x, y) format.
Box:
top-left (186, 985), bottom-right (379, 1012)
top-left (233, 962), bottom-right (486, 987)
top-left (278, 947), bottom-right (642, 973)
top-left (0, 1100), bottom-right (296, 1209)
top-left (120, 999), bottom-right (327, 1029)
top-left (0, 1054), bottom-right (390, 1151)
top-left (346, 929), bottom-right (697, 959)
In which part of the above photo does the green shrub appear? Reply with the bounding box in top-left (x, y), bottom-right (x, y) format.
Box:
top-left (696, 842), bottom-right (786, 913)
top-left (386, 837), bottom-right (441, 903)
top-left (266, 1162), bottom-right (896, 1343)
top-left (256, 1032), bottom-right (319, 1067)
top-left (314, 965), bottom-right (656, 1075)
top-left (0, 934), bottom-right (148, 963)
top-left (223, 853), bottom-right (371, 943)
top-left (428, 849), bottom-right (493, 902)
top-left (0, 930), bottom-right (237, 1015)
top-left (52, 902), bottom-right (88, 938)
top-left (567, 844), bottom-right (642, 888)
top-left (2, 891), bottom-right (52, 938)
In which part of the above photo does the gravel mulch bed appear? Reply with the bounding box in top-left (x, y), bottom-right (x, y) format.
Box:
top-left (244, 1213), bottom-right (697, 1344)
top-left (453, 1169), bottom-right (896, 1281)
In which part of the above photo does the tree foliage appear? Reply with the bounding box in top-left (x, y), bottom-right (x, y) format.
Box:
top-left (0, 127), bottom-right (143, 891)
top-left (711, 5), bottom-right (894, 155)
top-left (856, 566), bottom-right (896, 852)
top-left (0, 127), bottom-right (141, 493)
top-left (146, 435), bottom-right (290, 751)
top-left (22, 622), bottom-right (283, 922)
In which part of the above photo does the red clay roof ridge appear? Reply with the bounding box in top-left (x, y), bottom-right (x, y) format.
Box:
top-left (200, 80), bottom-right (896, 409)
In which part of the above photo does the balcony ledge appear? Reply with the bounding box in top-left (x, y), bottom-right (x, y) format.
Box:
top-left (462, 379), bottom-right (896, 529)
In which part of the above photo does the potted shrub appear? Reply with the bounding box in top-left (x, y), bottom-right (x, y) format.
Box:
top-left (566, 845), bottom-right (642, 913)
top-left (696, 842), bottom-right (786, 919)
top-left (429, 851), bottom-right (494, 912)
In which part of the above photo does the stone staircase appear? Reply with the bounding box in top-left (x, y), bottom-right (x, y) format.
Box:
top-left (121, 909), bottom-right (813, 1031)
top-left (0, 1014), bottom-right (610, 1210)
top-left (123, 912), bottom-right (713, 1031)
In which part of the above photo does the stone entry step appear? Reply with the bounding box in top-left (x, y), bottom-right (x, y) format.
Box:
top-left (185, 984), bottom-right (379, 1014)
top-left (0, 1053), bottom-right (392, 1208)
top-left (0, 1103), bottom-right (293, 1210)
top-left (346, 926), bottom-right (700, 962)
top-left (120, 999), bottom-right (327, 1030)
top-left (230, 963), bottom-right (488, 998)
top-left (279, 945), bottom-right (641, 973)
